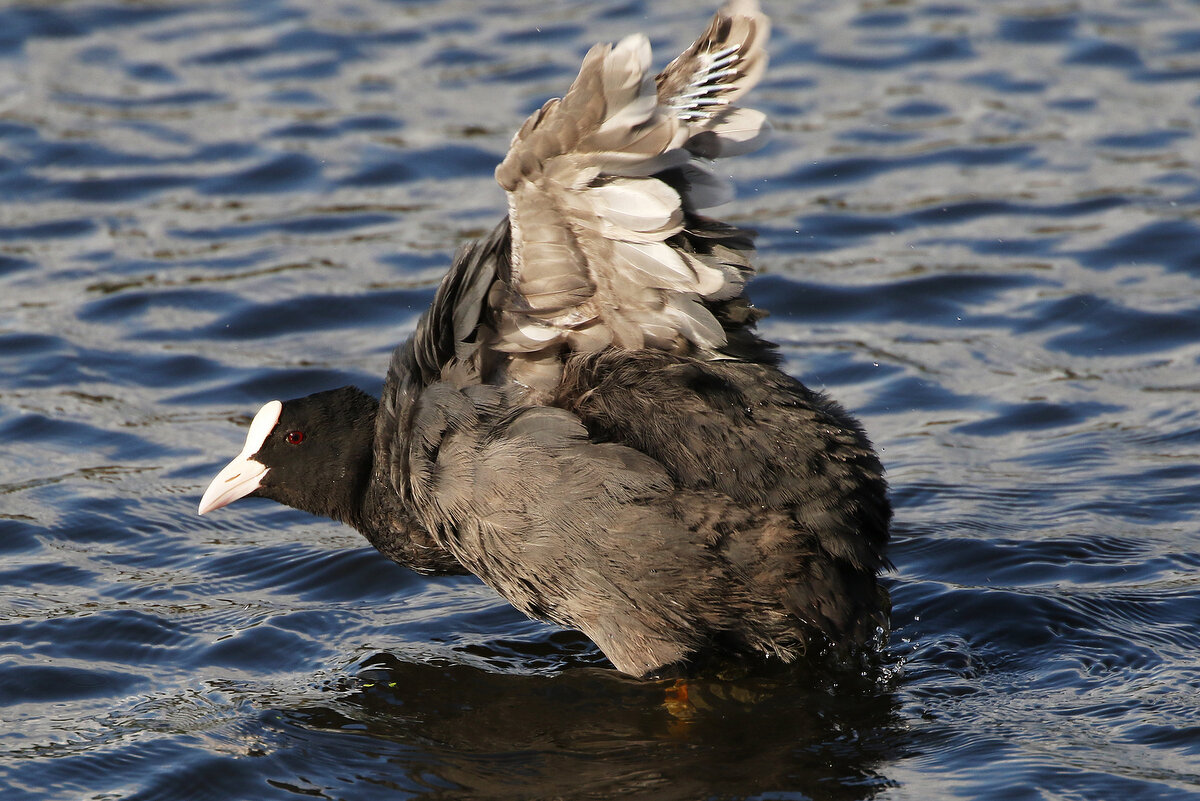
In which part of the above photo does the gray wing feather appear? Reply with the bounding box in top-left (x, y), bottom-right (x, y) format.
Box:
top-left (489, 0), bottom-right (772, 398)
top-left (399, 389), bottom-right (728, 676)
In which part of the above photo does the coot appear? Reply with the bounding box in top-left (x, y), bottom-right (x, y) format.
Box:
top-left (199, 0), bottom-right (891, 678)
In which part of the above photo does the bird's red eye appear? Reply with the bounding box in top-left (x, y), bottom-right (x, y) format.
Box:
top-left (285, 430), bottom-right (305, 445)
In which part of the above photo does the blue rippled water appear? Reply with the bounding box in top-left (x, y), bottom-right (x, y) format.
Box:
top-left (2, 1), bottom-right (1198, 799)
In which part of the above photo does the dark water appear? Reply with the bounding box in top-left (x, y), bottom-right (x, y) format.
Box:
top-left (2, 0), bottom-right (1198, 798)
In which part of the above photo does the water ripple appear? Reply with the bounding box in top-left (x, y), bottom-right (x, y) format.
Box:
top-left (2, 1), bottom-right (1199, 799)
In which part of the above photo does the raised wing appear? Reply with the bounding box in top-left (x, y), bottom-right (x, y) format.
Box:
top-left (405, 219), bottom-right (511, 387)
top-left (488, 0), bottom-right (772, 396)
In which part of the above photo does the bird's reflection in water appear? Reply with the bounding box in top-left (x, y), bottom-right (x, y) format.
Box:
top-left (284, 649), bottom-right (905, 800)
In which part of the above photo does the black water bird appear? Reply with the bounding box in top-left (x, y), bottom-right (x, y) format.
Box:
top-left (199, 0), bottom-right (891, 678)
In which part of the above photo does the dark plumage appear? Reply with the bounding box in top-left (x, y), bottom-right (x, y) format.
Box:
top-left (199, 0), bottom-right (891, 678)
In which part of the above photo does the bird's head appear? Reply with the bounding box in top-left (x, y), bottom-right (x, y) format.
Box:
top-left (198, 386), bottom-right (379, 525)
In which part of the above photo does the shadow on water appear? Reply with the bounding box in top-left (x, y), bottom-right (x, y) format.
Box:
top-left (273, 652), bottom-right (908, 800)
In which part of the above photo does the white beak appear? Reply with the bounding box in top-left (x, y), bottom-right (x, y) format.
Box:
top-left (198, 400), bottom-right (282, 515)
top-left (198, 453), bottom-right (269, 514)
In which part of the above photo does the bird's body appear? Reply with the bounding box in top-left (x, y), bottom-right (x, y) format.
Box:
top-left (200, 0), bottom-right (891, 678)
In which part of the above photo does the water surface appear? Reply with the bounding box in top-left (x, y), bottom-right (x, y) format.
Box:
top-left (2, 1), bottom-right (1199, 798)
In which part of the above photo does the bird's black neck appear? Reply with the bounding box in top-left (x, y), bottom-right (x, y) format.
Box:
top-left (352, 365), bottom-right (471, 576)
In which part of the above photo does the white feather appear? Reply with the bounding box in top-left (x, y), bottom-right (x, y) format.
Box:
top-left (664, 294), bottom-right (726, 349)
top-left (612, 240), bottom-right (698, 291)
top-left (698, 107), bottom-right (771, 157)
top-left (588, 178), bottom-right (683, 238)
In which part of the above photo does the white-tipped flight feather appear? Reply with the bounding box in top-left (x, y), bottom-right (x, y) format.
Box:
top-left (491, 0), bottom-right (771, 396)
